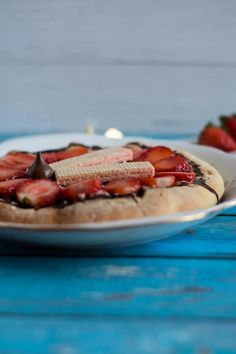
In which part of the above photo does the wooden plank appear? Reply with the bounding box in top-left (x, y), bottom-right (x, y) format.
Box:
top-left (0, 256), bottom-right (235, 318)
top-left (0, 216), bottom-right (235, 258)
top-left (0, 317), bottom-right (235, 353)
top-left (0, 0), bottom-right (236, 65)
top-left (0, 65), bottom-right (235, 134)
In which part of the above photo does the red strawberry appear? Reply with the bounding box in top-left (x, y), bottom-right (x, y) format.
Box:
top-left (155, 171), bottom-right (196, 182)
top-left (43, 146), bottom-right (89, 163)
top-left (0, 166), bottom-right (26, 181)
top-left (0, 152), bottom-right (37, 181)
top-left (0, 179), bottom-right (28, 198)
top-left (154, 155), bottom-right (192, 173)
top-left (221, 115), bottom-right (236, 140)
top-left (140, 176), bottom-right (175, 188)
top-left (198, 124), bottom-right (236, 152)
top-left (66, 145), bottom-right (89, 154)
top-left (103, 179), bottom-right (141, 196)
top-left (16, 179), bottom-right (60, 208)
top-left (3, 152), bottom-right (35, 167)
top-left (42, 152), bottom-right (58, 164)
top-left (56, 146), bottom-right (89, 161)
top-left (61, 179), bottom-right (102, 201)
top-left (137, 146), bottom-right (174, 163)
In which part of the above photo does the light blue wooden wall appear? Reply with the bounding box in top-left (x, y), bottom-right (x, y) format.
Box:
top-left (0, 0), bottom-right (236, 135)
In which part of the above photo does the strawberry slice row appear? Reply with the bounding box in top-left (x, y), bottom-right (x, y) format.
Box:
top-left (2, 151), bottom-right (35, 167)
top-left (135, 146), bottom-right (195, 182)
top-left (0, 145), bottom-right (197, 208)
top-left (0, 146), bottom-right (90, 181)
top-left (0, 152), bottom-right (36, 181)
top-left (0, 173), bottom-right (191, 209)
top-left (0, 175), bottom-right (178, 208)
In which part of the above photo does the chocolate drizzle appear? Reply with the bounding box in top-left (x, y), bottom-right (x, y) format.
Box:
top-left (189, 161), bottom-right (204, 178)
top-left (194, 180), bottom-right (220, 202)
top-left (190, 160), bottom-right (220, 202)
top-left (26, 152), bottom-right (55, 180)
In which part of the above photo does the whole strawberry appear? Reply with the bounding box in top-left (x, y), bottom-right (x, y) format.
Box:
top-left (198, 124), bottom-right (236, 152)
top-left (221, 114), bottom-right (236, 140)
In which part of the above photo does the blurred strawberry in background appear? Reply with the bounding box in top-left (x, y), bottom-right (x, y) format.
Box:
top-left (198, 115), bottom-right (236, 152)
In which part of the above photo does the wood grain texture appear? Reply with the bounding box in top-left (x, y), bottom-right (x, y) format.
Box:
top-left (0, 256), bottom-right (235, 318)
top-left (0, 0), bottom-right (236, 65)
top-left (0, 317), bottom-right (235, 354)
top-left (0, 65), bottom-right (235, 134)
top-left (0, 1), bottom-right (235, 133)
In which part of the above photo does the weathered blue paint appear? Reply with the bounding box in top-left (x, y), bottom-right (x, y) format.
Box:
top-left (0, 318), bottom-right (235, 354)
top-left (0, 257), bottom-right (235, 318)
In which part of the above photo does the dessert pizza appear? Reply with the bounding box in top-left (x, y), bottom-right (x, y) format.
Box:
top-left (0, 142), bottom-right (224, 224)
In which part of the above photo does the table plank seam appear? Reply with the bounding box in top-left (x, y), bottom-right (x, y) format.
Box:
top-left (0, 313), bottom-right (236, 322)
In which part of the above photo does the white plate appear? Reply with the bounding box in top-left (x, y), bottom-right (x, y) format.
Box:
top-left (0, 133), bottom-right (235, 247)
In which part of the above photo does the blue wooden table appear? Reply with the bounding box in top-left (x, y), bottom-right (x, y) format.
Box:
top-left (0, 133), bottom-right (236, 353)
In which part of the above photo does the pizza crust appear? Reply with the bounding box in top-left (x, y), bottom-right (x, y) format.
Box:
top-left (0, 151), bottom-right (225, 224)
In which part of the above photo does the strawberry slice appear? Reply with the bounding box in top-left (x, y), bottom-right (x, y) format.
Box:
top-left (140, 176), bottom-right (175, 188)
top-left (0, 166), bottom-right (26, 181)
top-left (155, 171), bottom-right (196, 182)
top-left (55, 145), bottom-right (89, 161)
top-left (221, 114), bottom-right (236, 140)
top-left (198, 124), bottom-right (236, 152)
top-left (3, 152), bottom-right (35, 167)
top-left (103, 179), bottom-right (141, 196)
top-left (137, 146), bottom-right (174, 163)
top-left (61, 179), bottom-right (102, 201)
top-left (42, 152), bottom-right (58, 164)
top-left (43, 145), bottom-right (89, 163)
top-left (0, 179), bottom-right (28, 198)
top-left (16, 179), bottom-right (60, 208)
top-left (66, 145), bottom-right (89, 154)
top-left (154, 155), bottom-right (192, 173)
top-left (0, 152), bottom-right (36, 180)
